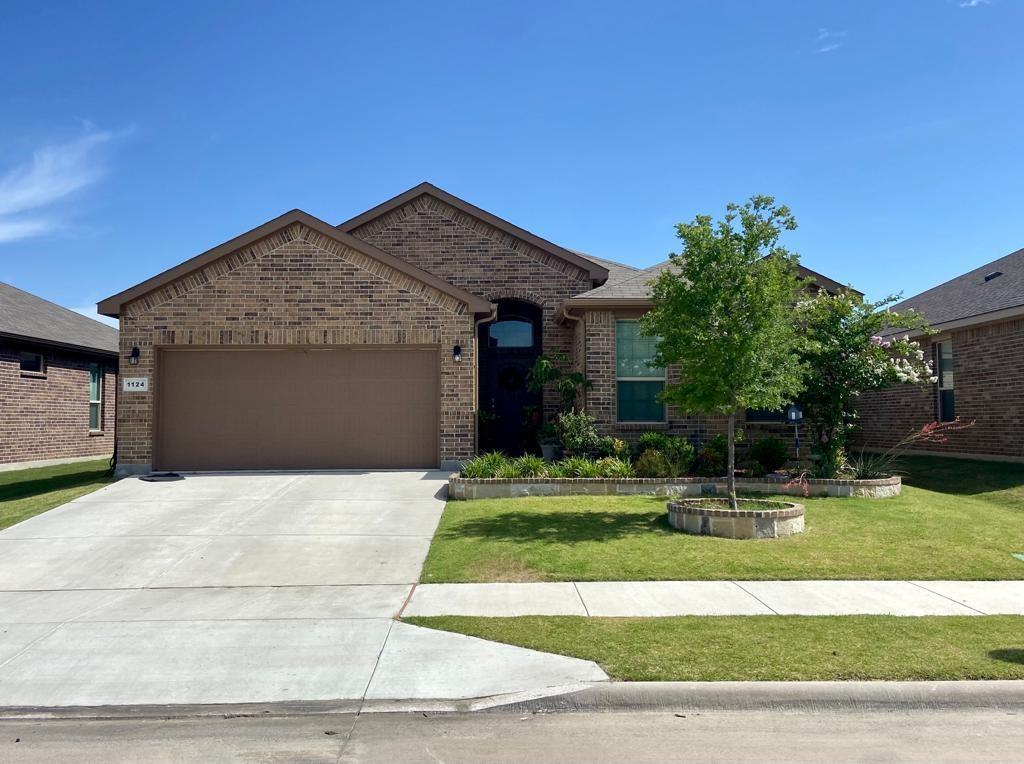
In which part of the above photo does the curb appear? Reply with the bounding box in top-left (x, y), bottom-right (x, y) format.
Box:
top-left (2, 681), bottom-right (1023, 720)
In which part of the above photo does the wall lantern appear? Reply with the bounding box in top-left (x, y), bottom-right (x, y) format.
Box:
top-left (128, 346), bottom-right (141, 365)
top-left (786, 404), bottom-right (803, 424)
top-left (453, 344), bottom-right (462, 363)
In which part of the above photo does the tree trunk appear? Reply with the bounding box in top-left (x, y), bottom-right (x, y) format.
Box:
top-left (726, 410), bottom-right (737, 511)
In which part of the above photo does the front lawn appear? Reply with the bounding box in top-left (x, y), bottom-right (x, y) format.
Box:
top-left (405, 615), bottom-right (1024, 681)
top-left (0, 459), bottom-right (114, 532)
top-left (423, 456), bottom-right (1024, 582)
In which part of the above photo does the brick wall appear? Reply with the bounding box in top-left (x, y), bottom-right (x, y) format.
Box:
top-left (1, 340), bottom-right (116, 464)
top-left (348, 193), bottom-right (593, 417)
top-left (854, 318), bottom-right (1024, 459)
top-left (116, 222), bottom-right (476, 470)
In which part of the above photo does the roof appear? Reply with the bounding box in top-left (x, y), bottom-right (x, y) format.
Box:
top-left (567, 250), bottom-right (641, 288)
top-left (888, 246), bottom-right (1024, 331)
top-left (565, 258), bottom-right (856, 309)
top-left (0, 282), bottom-right (118, 355)
top-left (98, 209), bottom-right (494, 317)
top-left (338, 182), bottom-right (610, 282)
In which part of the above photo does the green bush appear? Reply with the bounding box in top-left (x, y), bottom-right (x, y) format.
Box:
top-left (637, 431), bottom-right (671, 455)
top-left (634, 448), bottom-right (673, 478)
top-left (692, 434), bottom-right (728, 476)
top-left (550, 455), bottom-right (603, 478)
top-left (595, 457), bottom-right (636, 478)
top-left (596, 436), bottom-right (630, 459)
top-left (663, 437), bottom-right (696, 476)
top-left (558, 409), bottom-right (601, 455)
top-left (749, 437), bottom-right (790, 473)
top-left (512, 454), bottom-right (548, 478)
top-left (461, 451), bottom-right (510, 479)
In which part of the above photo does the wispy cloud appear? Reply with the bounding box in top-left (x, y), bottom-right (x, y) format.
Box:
top-left (958, 0), bottom-right (989, 7)
top-left (815, 27), bottom-right (847, 54)
top-left (0, 126), bottom-right (122, 244)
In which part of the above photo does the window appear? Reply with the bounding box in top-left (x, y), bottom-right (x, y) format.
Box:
top-left (89, 364), bottom-right (103, 430)
top-left (745, 407), bottom-right (787, 423)
top-left (616, 320), bottom-right (665, 422)
top-left (487, 319), bottom-right (534, 348)
top-left (19, 351), bottom-right (45, 375)
top-left (937, 340), bottom-right (954, 422)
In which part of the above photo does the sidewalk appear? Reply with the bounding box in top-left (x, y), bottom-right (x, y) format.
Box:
top-left (404, 580), bottom-right (1024, 617)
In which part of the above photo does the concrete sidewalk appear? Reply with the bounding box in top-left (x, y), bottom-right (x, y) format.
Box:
top-left (404, 580), bottom-right (1024, 617)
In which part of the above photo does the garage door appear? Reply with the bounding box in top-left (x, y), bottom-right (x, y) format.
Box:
top-left (155, 347), bottom-right (439, 470)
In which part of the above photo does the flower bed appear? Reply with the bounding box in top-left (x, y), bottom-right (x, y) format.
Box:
top-left (448, 474), bottom-right (901, 500)
top-left (667, 498), bottom-right (805, 539)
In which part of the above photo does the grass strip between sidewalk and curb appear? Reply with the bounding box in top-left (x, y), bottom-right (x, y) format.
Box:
top-left (0, 459), bottom-right (114, 532)
top-left (404, 615), bottom-right (1024, 681)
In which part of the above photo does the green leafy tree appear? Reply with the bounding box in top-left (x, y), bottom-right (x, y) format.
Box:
top-left (795, 291), bottom-right (934, 476)
top-left (641, 196), bottom-right (805, 508)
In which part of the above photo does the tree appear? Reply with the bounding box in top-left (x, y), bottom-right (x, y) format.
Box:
top-left (795, 291), bottom-right (934, 476)
top-left (641, 196), bottom-right (805, 509)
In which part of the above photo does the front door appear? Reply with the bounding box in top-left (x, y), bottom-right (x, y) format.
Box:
top-left (477, 300), bottom-right (542, 455)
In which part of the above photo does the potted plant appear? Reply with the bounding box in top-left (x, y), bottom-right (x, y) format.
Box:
top-left (537, 420), bottom-right (562, 462)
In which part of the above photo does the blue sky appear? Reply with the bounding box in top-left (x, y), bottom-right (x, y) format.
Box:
top-left (1, 0), bottom-right (1021, 327)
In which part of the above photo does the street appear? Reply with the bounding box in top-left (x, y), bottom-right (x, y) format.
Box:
top-left (2, 708), bottom-right (1021, 763)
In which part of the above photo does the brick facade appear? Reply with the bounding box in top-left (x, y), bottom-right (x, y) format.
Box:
top-left (115, 222), bottom-right (476, 471)
top-left (581, 307), bottom-right (807, 454)
top-left (348, 194), bottom-right (593, 418)
top-left (1, 340), bottom-right (116, 465)
top-left (855, 318), bottom-right (1024, 460)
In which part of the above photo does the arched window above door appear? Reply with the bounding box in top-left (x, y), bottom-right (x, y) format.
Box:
top-left (487, 319), bottom-right (534, 348)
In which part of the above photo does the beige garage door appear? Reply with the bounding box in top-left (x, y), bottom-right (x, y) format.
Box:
top-left (155, 347), bottom-right (439, 470)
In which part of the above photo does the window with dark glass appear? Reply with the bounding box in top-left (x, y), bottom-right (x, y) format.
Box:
top-left (616, 320), bottom-right (665, 422)
top-left (487, 319), bottom-right (534, 348)
top-left (745, 407), bottom-right (787, 423)
top-left (89, 363), bottom-right (103, 430)
top-left (19, 352), bottom-right (44, 375)
top-left (937, 340), bottom-right (954, 422)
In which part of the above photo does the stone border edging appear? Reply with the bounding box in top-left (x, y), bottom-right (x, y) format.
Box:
top-left (667, 499), bottom-right (805, 539)
top-left (449, 474), bottom-right (901, 500)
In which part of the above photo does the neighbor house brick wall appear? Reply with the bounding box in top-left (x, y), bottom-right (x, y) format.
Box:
top-left (115, 223), bottom-right (476, 470)
top-left (348, 194), bottom-right (594, 418)
top-left (0, 340), bottom-right (116, 464)
top-left (854, 318), bottom-right (1024, 460)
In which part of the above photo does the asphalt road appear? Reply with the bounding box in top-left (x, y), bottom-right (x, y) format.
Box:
top-left (2, 708), bottom-right (1022, 763)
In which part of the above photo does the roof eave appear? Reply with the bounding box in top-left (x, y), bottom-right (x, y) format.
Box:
top-left (98, 209), bottom-right (493, 317)
top-left (0, 331), bottom-right (118, 358)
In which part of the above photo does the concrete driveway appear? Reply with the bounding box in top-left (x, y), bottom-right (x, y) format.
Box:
top-left (0, 473), bottom-right (604, 709)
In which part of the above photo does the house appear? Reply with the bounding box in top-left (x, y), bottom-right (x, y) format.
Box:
top-left (98, 183), bottom-right (849, 475)
top-left (855, 247), bottom-right (1024, 461)
top-left (1, 282), bottom-right (118, 467)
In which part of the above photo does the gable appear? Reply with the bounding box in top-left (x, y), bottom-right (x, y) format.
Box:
top-left (339, 182), bottom-right (608, 283)
top-left (99, 210), bottom-right (491, 318)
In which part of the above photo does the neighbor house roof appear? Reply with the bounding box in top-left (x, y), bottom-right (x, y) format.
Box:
top-left (98, 209), bottom-right (494, 317)
top-left (337, 182), bottom-right (610, 282)
top-left (563, 258), bottom-right (853, 309)
top-left (887, 246), bottom-right (1024, 333)
top-left (0, 282), bottom-right (118, 356)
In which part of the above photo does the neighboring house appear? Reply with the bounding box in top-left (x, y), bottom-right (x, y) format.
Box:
top-left (98, 183), bottom-right (849, 474)
top-left (0, 283), bottom-right (118, 467)
top-left (855, 248), bottom-right (1024, 461)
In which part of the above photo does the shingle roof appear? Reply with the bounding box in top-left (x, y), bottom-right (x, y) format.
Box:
top-left (567, 250), bottom-right (643, 289)
top-left (0, 282), bottom-right (118, 355)
top-left (889, 247), bottom-right (1024, 328)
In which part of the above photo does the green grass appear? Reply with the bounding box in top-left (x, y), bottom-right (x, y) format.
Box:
top-left (0, 459), bottom-right (114, 532)
top-left (423, 456), bottom-right (1024, 582)
top-left (405, 615), bottom-right (1024, 681)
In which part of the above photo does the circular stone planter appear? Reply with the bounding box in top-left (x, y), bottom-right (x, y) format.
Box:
top-left (667, 498), bottom-right (805, 540)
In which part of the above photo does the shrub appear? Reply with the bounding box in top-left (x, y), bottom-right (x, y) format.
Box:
top-left (596, 436), bottom-right (630, 459)
top-left (512, 454), bottom-right (548, 478)
top-left (461, 451), bottom-right (510, 478)
top-left (637, 430), bottom-right (672, 454)
top-left (634, 448), bottom-right (673, 478)
top-left (748, 436), bottom-right (789, 473)
top-left (663, 437), bottom-right (696, 476)
top-left (595, 457), bottom-right (635, 478)
top-left (557, 409), bottom-right (601, 455)
top-left (692, 435), bottom-right (728, 477)
top-left (550, 455), bottom-right (603, 478)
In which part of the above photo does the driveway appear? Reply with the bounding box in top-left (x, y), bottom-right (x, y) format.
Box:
top-left (0, 473), bottom-right (604, 709)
